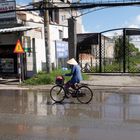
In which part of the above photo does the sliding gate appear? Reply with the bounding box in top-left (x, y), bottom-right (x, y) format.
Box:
top-left (79, 28), bottom-right (140, 73)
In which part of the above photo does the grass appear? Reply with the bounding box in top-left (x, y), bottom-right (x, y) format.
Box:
top-left (23, 69), bottom-right (89, 85)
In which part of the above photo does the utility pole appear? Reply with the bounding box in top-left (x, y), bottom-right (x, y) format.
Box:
top-left (43, 0), bottom-right (51, 73)
top-left (68, 17), bottom-right (77, 59)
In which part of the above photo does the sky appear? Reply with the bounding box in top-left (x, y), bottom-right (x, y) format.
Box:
top-left (16, 0), bottom-right (140, 33)
top-left (81, 6), bottom-right (140, 33)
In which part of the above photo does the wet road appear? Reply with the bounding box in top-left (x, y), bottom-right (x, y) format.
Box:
top-left (0, 90), bottom-right (140, 140)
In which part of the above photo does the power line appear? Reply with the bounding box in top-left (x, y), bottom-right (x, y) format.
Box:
top-left (1, 1), bottom-right (140, 14)
top-left (75, 7), bottom-right (108, 18)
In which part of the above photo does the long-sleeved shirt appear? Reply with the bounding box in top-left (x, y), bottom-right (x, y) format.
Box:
top-left (65, 65), bottom-right (82, 84)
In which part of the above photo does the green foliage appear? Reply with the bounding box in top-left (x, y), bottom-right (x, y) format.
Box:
top-left (23, 69), bottom-right (88, 85)
top-left (90, 66), bottom-right (100, 73)
top-left (82, 73), bottom-right (89, 80)
top-left (104, 63), bottom-right (121, 72)
top-left (114, 37), bottom-right (123, 60)
top-left (23, 71), bottom-right (54, 85)
top-left (114, 36), bottom-right (139, 62)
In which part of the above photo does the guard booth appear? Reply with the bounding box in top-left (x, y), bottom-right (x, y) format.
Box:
top-left (77, 28), bottom-right (140, 73)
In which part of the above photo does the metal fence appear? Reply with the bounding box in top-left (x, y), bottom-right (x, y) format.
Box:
top-left (78, 28), bottom-right (140, 73)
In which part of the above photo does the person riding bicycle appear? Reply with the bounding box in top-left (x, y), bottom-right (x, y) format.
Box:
top-left (64, 58), bottom-right (83, 95)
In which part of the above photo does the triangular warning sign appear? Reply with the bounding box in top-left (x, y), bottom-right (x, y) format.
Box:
top-left (14, 39), bottom-right (24, 53)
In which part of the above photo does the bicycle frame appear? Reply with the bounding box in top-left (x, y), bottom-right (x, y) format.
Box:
top-left (50, 75), bottom-right (93, 104)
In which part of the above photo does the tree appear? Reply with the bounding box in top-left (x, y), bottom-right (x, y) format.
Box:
top-left (114, 36), bottom-right (139, 62)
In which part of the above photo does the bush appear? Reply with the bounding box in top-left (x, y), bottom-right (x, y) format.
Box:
top-left (23, 72), bottom-right (54, 85)
top-left (23, 69), bottom-right (88, 85)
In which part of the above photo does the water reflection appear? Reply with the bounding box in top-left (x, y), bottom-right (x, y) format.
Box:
top-left (0, 90), bottom-right (140, 124)
top-left (100, 92), bottom-right (140, 123)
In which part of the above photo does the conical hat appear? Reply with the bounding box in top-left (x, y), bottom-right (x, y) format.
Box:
top-left (67, 58), bottom-right (78, 65)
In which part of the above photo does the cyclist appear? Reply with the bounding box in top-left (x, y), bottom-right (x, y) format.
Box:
top-left (64, 58), bottom-right (83, 96)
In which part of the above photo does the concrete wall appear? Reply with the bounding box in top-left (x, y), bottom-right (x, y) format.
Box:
top-left (35, 38), bottom-right (46, 72)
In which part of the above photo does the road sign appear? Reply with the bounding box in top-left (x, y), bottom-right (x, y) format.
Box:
top-left (14, 39), bottom-right (24, 53)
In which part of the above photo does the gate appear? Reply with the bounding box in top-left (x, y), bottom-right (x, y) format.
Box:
top-left (78, 28), bottom-right (140, 73)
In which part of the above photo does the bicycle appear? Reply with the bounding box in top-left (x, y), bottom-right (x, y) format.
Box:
top-left (50, 75), bottom-right (94, 104)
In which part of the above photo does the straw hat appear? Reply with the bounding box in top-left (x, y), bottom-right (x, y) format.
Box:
top-left (67, 58), bottom-right (78, 65)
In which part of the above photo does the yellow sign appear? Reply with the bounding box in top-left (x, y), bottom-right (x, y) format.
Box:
top-left (14, 39), bottom-right (24, 53)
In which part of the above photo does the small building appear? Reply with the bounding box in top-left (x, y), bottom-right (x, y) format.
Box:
top-left (77, 33), bottom-right (115, 72)
top-left (0, 1), bottom-right (46, 79)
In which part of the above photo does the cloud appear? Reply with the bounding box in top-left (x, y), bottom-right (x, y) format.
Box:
top-left (126, 15), bottom-right (140, 28)
top-left (128, 24), bottom-right (139, 28)
top-left (136, 15), bottom-right (140, 22)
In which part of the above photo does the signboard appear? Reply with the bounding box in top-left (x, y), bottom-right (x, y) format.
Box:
top-left (0, 58), bottom-right (14, 73)
top-left (14, 39), bottom-right (24, 53)
top-left (22, 36), bottom-right (31, 53)
top-left (55, 41), bottom-right (68, 58)
top-left (0, 1), bottom-right (16, 19)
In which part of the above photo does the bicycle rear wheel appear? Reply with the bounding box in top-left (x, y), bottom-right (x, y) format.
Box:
top-left (50, 85), bottom-right (65, 103)
top-left (76, 86), bottom-right (93, 104)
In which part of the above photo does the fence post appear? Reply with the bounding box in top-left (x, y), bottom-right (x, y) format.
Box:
top-left (123, 28), bottom-right (126, 73)
top-left (99, 33), bottom-right (102, 73)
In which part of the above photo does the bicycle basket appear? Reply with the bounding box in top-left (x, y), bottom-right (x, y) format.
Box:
top-left (55, 75), bottom-right (64, 85)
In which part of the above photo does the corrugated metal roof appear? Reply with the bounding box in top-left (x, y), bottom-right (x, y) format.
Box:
top-left (0, 26), bottom-right (39, 33)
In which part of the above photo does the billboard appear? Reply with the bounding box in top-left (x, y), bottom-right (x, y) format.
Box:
top-left (55, 41), bottom-right (68, 58)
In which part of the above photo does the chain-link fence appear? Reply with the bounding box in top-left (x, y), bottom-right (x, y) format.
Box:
top-left (78, 28), bottom-right (140, 73)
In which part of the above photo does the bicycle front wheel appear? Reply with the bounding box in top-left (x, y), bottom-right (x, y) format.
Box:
top-left (76, 86), bottom-right (93, 104)
top-left (50, 85), bottom-right (65, 103)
